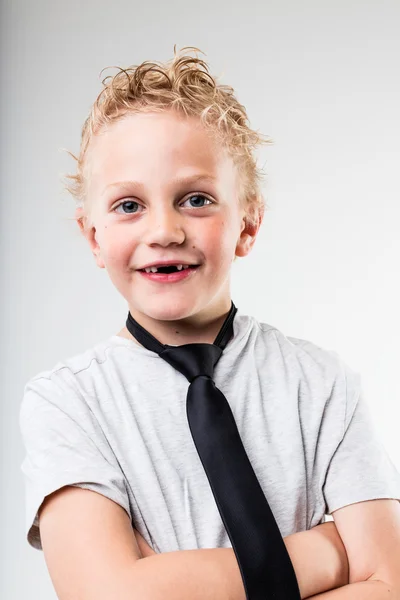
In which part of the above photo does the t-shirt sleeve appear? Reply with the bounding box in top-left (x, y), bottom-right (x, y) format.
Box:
top-left (323, 360), bottom-right (400, 514)
top-left (19, 372), bottom-right (132, 551)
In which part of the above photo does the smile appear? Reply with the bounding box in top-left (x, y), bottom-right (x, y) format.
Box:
top-left (139, 264), bottom-right (194, 274)
top-left (137, 265), bottom-right (200, 283)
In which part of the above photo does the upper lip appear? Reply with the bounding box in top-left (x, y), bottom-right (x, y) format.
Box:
top-left (137, 260), bottom-right (200, 270)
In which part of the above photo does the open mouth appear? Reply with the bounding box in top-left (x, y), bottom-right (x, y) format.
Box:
top-left (138, 264), bottom-right (199, 274)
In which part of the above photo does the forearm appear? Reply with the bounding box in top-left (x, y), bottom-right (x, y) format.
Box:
top-left (306, 579), bottom-right (399, 599)
top-left (132, 546), bottom-right (244, 600)
top-left (130, 522), bottom-right (349, 600)
top-left (286, 522), bottom-right (348, 598)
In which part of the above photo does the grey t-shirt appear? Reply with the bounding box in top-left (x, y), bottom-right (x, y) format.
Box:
top-left (19, 310), bottom-right (400, 552)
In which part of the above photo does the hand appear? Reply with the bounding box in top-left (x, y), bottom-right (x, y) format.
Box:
top-left (134, 529), bottom-right (158, 558)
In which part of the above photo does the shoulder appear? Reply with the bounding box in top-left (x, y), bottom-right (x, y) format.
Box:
top-left (253, 317), bottom-right (361, 402)
top-left (20, 337), bottom-right (118, 422)
top-left (254, 316), bottom-right (343, 367)
top-left (24, 333), bottom-right (143, 390)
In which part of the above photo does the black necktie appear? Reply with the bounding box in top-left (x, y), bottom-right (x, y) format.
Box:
top-left (126, 301), bottom-right (301, 600)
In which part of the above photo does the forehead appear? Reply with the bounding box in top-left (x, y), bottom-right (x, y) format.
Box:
top-left (85, 111), bottom-right (236, 192)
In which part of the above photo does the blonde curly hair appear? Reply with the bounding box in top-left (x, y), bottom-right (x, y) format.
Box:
top-left (63, 46), bottom-right (272, 229)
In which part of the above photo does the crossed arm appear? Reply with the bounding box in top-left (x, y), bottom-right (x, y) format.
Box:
top-left (133, 498), bottom-right (400, 600)
top-left (39, 487), bottom-right (400, 600)
top-left (133, 519), bottom-right (348, 599)
top-left (133, 520), bottom-right (348, 599)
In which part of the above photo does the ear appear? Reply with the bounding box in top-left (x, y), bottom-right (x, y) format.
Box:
top-left (74, 207), bottom-right (105, 269)
top-left (235, 207), bottom-right (264, 258)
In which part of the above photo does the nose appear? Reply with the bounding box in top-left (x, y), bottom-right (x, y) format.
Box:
top-left (142, 205), bottom-right (185, 247)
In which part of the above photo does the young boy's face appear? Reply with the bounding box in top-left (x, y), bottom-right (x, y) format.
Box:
top-left (79, 110), bottom-right (258, 326)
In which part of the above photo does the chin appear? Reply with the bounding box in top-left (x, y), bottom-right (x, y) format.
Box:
top-left (136, 299), bottom-right (202, 322)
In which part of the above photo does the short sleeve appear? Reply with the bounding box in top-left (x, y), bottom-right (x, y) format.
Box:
top-left (19, 373), bottom-right (132, 551)
top-left (323, 363), bottom-right (400, 514)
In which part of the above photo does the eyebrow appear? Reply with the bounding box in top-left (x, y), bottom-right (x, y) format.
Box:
top-left (102, 173), bottom-right (217, 196)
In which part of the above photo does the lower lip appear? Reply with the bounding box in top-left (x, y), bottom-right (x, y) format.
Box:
top-left (137, 266), bottom-right (200, 283)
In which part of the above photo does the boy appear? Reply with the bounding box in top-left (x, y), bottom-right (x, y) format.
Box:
top-left (20, 47), bottom-right (400, 599)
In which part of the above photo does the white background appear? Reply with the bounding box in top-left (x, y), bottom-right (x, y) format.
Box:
top-left (1, 0), bottom-right (399, 597)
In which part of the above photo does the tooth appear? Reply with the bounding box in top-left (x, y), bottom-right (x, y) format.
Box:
top-left (177, 264), bottom-right (183, 271)
top-left (183, 265), bottom-right (189, 270)
top-left (150, 267), bottom-right (158, 273)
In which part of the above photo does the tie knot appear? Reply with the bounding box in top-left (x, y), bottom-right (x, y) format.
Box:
top-left (160, 343), bottom-right (223, 383)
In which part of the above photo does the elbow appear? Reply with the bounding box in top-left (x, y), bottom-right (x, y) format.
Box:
top-left (367, 573), bottom-right (400, 600)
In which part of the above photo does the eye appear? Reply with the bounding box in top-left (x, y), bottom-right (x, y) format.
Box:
top-left (181, 194), bottom-right (213, 209)
top-left (113, 200), bottom-right (143, 215)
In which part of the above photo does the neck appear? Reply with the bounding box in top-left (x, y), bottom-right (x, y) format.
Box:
top-left (117, 300), bottom-right (233, 347)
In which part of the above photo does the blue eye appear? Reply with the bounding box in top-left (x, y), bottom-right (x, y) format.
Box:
top-left (181, 194), bottom-right (213, 208)
top-left (113, 200), bottom-right (142, 214)
top-left (113, 194), bottom-right (213, 215)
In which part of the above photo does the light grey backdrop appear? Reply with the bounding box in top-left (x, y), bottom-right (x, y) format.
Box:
top-left (1, 0), bottom-right (399, 597)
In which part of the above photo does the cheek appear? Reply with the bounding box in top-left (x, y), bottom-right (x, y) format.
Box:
top-left (98, 227), bottom-right (137, 265)
top-left (200, 218), bottom-right (239, 261)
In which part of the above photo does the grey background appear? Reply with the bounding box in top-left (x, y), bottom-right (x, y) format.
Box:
top-left (1, 0), bottom-right (399, 597)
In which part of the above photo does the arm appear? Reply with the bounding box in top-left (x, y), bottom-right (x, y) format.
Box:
top-left (305, 499), bottom-right (400, 599)
top-left (133, 520), bottom-right (349, 600)
top-left (39, 486), bottom-right (349, 600)
top-left (305, 581), bottom-right (397, 599)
